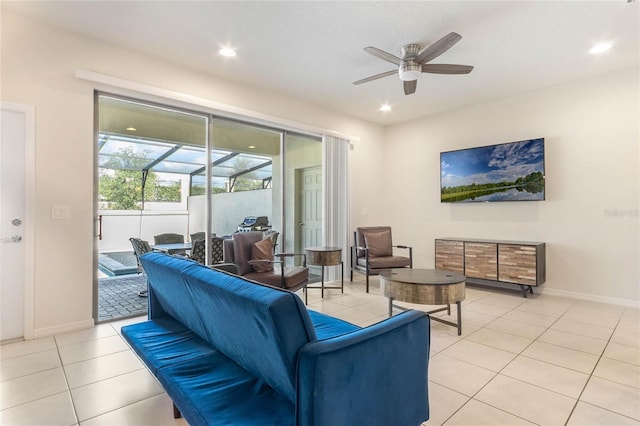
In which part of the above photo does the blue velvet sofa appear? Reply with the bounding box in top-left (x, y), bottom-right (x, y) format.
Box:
top-left (121, 252), bottom-right (430, 426)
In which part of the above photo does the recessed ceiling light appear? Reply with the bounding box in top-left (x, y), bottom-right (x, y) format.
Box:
top-left (589, 42), bottom-right (613, 55)
top-left (126, 127), bottom-right (137, 131)
top-left (380, 104), bottom-right (391, 112)
top-left (219, 47), bottom-right (237, 57)
top-left (248, 145), bottom-right (256, 149)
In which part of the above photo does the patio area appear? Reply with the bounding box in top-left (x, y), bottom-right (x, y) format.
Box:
top-left (97, 250), bottom-right (323, 323)
top-left (98, 273), bottom-right (147, 322)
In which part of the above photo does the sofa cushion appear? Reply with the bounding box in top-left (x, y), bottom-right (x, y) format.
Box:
top-left (307, 310), bottom-right (360, 340)
top-left (251, 238), bottom-right (274, 272)
top-left (139, 253), bottom-right (209, 340)
top-left (157, 351), bottom-right (295, 426)
top-left (175, 260), bottom-right (316, 403)
top-left (121, 318), bottom-right (216, 375)
top-left (364, 229), bottom-right (393, 257)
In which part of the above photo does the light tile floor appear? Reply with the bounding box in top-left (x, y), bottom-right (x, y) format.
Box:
top-left (1, 277), bottom-right (639, 425)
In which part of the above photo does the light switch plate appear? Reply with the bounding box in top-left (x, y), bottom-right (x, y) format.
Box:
top-left (51, 205), bottom-right (70, 220)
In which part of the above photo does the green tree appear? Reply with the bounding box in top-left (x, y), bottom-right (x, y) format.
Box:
top-left (230, 157), bottom-right (263, 192)
top-left (99, 147), bottom-right (161, 210)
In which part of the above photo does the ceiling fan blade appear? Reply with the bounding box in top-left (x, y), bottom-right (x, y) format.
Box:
top-left (404, 80), bottom-right (417, 95)
top-left (422, 64), bottom-right (474, 74)
top-left (364, 46), bottom-right (401, 66)
top-left (415, 32), bottom-right (462, 64)
top-left (353, 69), bottom-right (397, 85)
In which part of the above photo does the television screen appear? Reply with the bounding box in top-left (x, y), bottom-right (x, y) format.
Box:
top-left (440, 138), bottom-right (545, 203)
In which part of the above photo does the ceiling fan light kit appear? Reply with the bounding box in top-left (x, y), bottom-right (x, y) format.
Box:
top-left (354, 32), bottom-right (474, 95)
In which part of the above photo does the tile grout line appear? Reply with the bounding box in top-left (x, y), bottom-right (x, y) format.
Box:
top-left (54, 334), bottom-right (80, 426)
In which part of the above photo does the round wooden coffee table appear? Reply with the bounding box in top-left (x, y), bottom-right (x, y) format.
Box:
top-left (379, 268), bottom-right (466, 335)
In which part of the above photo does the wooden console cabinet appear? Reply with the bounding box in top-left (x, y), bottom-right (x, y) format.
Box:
top-left (435, 238), bottom-right (545, 297)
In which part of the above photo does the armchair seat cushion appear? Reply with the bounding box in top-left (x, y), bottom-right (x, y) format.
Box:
top-left (357, 255), bottom-right (412, 270)
top-left (244, 266), bottom-right (308, 291)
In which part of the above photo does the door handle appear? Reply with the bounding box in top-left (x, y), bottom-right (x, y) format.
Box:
top-left (1, 234), bottom-right (22, 243)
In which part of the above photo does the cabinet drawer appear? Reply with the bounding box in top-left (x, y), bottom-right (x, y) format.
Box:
top-left (498, 244), bottom-right (538, 285)
top-left (435, 240), bottom-right (464, 274)
top-left (464, 242), bottom-right (498, 280)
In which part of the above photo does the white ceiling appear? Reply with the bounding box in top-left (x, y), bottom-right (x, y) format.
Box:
top-left (4, 1), bottom-right (639, 125)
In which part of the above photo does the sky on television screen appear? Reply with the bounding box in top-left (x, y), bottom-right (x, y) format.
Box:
top-left (441, 138), bottom-right (544, 188)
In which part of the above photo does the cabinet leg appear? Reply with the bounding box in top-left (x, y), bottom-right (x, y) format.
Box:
top-left (520, 285), bottom-right (528, 298)
top-left (519, 285), bottom-right (534, 298)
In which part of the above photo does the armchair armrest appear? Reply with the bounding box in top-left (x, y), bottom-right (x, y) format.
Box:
top-left (275, 252), bottom-right (307, 266)
top-left (296, 311), bottom-right (430, 426)
top-left (393, 244), bottom-right (413, 266)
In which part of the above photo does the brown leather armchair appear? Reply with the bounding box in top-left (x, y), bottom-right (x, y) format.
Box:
top-left (350, 226), bottom-right (413, 292)
top-left (223, 231), bottom-right (309, 302)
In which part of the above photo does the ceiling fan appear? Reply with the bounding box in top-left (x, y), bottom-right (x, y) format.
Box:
top-left (353, 32), bottom-right (474, 95)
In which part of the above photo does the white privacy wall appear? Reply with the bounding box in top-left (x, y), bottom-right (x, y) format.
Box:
top-left (381, 67), bottom-right (639, 304)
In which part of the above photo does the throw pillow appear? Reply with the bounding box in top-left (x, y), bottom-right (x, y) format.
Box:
top-left (364, 230), bottom-right (393, 257)
top-left (251, 238), bottom-right (274, 272)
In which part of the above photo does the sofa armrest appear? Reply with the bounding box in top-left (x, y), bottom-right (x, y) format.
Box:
top-left (296, 310), bottom-right (430, 426)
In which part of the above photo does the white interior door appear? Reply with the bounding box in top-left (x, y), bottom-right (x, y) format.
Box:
top-left (300, 166), bottom-right (322, 249)
top-left (0, 106), bottom-right (27, 341)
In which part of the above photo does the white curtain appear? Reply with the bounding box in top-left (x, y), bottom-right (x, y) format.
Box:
top-left (322, 135), bottom-right (350, 279)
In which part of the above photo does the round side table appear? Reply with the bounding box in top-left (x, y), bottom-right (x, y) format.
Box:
top-left (305, 246), bottom-right (344, 298)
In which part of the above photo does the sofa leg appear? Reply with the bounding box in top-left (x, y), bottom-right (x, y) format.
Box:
top-left (173, 403), bottom-right (181, 419)
top-left (366, 273), bottom-right (369, 293)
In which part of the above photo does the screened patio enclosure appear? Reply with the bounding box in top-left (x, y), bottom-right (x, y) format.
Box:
top-left (96, 94), bottom-right (322, 259)
top-left (98, 133), bottom-right (274, 198)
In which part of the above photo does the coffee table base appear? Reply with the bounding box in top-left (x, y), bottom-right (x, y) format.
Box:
top-left (389, 299), bottom-right (462, 336)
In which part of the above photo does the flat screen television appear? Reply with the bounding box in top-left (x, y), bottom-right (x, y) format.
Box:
top-left (440, 137), bottom-right (545, 203)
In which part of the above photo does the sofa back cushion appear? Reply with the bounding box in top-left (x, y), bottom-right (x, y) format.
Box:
top-left (139, 253), bottom-right (209, 340)
top-left (356, 226), bottom-right (393, 257)
top-left (139, 252), bottom-right (317, 403)
top-left (232, 231), bottom-right (264, 275)
top-left (363, 229), bottom-right (393, 257)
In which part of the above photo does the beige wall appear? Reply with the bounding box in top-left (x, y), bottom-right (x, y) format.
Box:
top-left (2, 10), bottom-right (637, 338)
top-left (382, 67), bottom-right (639, 304)
top-left (1, 12), bottom-right (385, 336)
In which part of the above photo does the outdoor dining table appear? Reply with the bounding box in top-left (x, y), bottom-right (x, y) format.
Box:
top-left (151, 242), bottom-right (192, 255)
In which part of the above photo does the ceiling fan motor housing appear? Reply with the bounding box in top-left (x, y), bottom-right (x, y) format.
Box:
top-left (399, 44), bottom-right (422, 81)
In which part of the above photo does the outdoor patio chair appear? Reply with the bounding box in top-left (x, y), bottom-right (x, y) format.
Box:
top-left (153, 233), bottom-right (184, 244)
top-left (189, 231), bottom-right (217, 242)
top-left (153, 233), bottom-right (186, 255)
top-left (189, 237), bottom-right (224, 265)
top-left (129, 237), bottom-right (152, 297)
top-left (350, 226), bottom-right (413, 293)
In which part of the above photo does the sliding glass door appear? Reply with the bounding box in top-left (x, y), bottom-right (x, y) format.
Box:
top-left (95, 93), bottom-right (327, 321)
top-left (283, 133), bottom-right (322, 255)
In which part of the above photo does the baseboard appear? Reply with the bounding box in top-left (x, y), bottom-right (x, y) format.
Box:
top-left (32, 318), bottom-right (95, 339)
top-left (539, 287), bottom-right (640, 309)
top-left (465, 280), bottom-right (640, 309)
